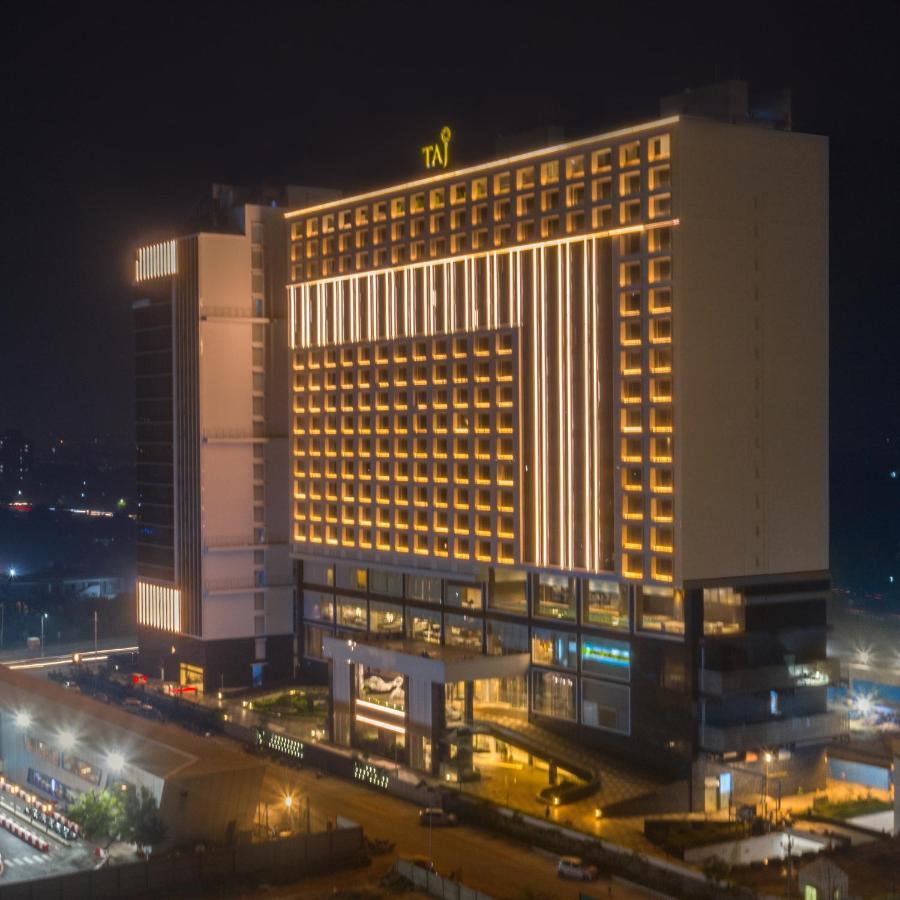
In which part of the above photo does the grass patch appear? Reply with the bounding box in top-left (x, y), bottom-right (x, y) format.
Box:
top-left (645, 819), bottom-right (748, 856)
top-left (811, 797), bottom-right (892, 819)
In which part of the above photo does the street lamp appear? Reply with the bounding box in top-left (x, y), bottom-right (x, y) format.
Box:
top-left (40, 612), bottom-right (48, 657)
top-left (14, 711), bottom-right (31, 730)
top-left (105, 750), bottom-right (126, 774)
top-left (763, 752), bottom-right (773, 821)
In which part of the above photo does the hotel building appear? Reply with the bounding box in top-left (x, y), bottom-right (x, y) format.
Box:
top-left (133, 185), bottom-right (337, 690)
top-left (287, 88), bottom-right (840, 798)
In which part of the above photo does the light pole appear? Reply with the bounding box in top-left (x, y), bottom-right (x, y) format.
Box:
top-left (40, 612), bottom-right (48, 657)
top-left (763, 752), bottom-right (773, 821)
top-left (93, 610), bottom-right (99, 653)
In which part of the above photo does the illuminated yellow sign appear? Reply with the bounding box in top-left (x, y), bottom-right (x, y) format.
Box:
top-left (421, 126), bottom-right (452, 170)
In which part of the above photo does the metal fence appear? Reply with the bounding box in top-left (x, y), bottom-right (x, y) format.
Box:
top-left (395, 858), bottom-right (493, 900)
top-left (0, 827), bottom-right (365, 900)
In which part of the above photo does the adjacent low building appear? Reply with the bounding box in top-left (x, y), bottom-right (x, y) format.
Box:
top-left (0, 666), bottom-right (264, 844)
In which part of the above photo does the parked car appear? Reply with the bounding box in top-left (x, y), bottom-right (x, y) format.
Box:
top-left (418, 808), bottom-right (457, 827)
top-left (557, 856), bottom-right (599, 881)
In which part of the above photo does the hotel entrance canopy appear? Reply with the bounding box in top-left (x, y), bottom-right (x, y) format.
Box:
top-left (323, 636), bottom-right (529, 683)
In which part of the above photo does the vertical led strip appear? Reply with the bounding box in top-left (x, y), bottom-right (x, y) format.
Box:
top-left (135, 239), bottom-right (177, 283)
top-left (136, 580), bottom-right (181, 632)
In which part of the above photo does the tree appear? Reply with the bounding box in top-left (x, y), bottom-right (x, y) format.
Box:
top-left (68, 790), bottom-right (123, 841)
top-left (120, 786), bottom-right (167, 849)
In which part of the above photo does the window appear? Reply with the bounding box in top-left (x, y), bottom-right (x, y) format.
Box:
top-left (535, 574), bottom-right (576, 620)
top-left (303, 590), bottom-right (333, 622)
top-left (444, 612), bottom-right (482, 650)
top-left (531, 627), bottom-right (577, 669)
top-left (369, 600), bottom-right (403, 634)
top-left (336, 596), bottom-right (367, 629)
top-left (582, 679), bottom-right (630, 734)
top-left (445, 582), bottom-right (482, 610)
top-left (407, 606), bottom-right (441, 644)
top-left (304, 561), bottom-right (334, 586)
top-left (638, 586), bottom-right (684, 636)
top-left (335, 564), bottom-right (367, 592)
top-left (581, 637), bottom-right (630, 681)
top-left (583, 579), bottom-right (629, 630)
top-left (532, 670), bottom-right (576, 720)
top-left (486, 619), bottom-right (529, 655)
top-left (703, 587), bottom-right (745, 635)
top-left (489, 568), bottom-right (527, 614)
top-left (304, 624), bottom-right (331, 660)
top-left (369, 568), bottom-right (403, 597)
top-left (406, 574), bottom-right (442, 603)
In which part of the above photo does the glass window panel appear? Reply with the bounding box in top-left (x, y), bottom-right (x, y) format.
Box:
top-left (581, 636), bottom-right (630, 681)
top-left (702, 587), bottom-right (745, 635)
top-left (531, 670), bottom-right (576, 721)
top-left (369, 568), bottom-right (403, 597)
top-left (445, 582), bottom-right (483, 611)
top-left (444, 612), bottom-right (482, 650)
top-left (407, 606), bottom-right (442, 644)
top-left (369, 600), bottom-right (404, 634)
top-left (304, 624), bottom-right (331, 659)
top-left (336, 595), bottom-right (368, 629)
top-left (303, 590), bottom-right (334, 623)
top-left (531, 627), bottom-right (577, 669)
top-left (535, 574), bottom-right (576, 620)
top-left (583, 578), bottom-right (629, 631)
top-left (303, 561), bottom-right (334, 586)
top-left (637, 586), bottom-right (684, 637)
top-left (489, 569), bottom-right (527, 614)
top-left (486, 619), bottom-right (528, 655)
top-left (335, 564), bottom-right (368, 591)
top-left (406, 574), bottom-right (442, 604)
top-left (581, 678), bottom-right (630, 734)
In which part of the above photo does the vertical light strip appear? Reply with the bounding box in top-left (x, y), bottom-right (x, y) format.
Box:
top-left (289, 286), bottom-right (296, 350)
top-left (556, 245), bottom-right (565, 567)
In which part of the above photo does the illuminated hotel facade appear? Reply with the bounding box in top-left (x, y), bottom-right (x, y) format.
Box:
top-left (288, 101), bottom-right (840, 790)
top-left (133, 186), bottom-right (337, 690)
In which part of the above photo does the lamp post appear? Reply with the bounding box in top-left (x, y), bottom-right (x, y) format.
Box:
top-left (763, 752), bottom-right (773, 821)
top-left (40, 612), bottom-right (48, 657)
top-left (284, 793), bottom-right (294, 832)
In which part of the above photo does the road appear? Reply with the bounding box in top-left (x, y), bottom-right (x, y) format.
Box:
top-left (252, 747), bottom-right (655, 900)
top-left (0, 826), bottom-right (95, 885)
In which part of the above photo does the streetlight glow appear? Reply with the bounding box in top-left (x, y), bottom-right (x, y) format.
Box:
top-left (106, 750), bottom-right (126, 773)
top-left (58, 729), bottom-right (76, 751)
top-left (14, 711), bottom-right (31, 730)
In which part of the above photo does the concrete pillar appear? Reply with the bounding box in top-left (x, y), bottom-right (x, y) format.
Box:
top-left (464, 682), bottom-right (474, 723)
top-left (548, 762), bottom-right (558, 785)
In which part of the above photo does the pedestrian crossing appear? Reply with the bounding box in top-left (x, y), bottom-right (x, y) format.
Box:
top-left (3, 852), bottom-right (48, 868)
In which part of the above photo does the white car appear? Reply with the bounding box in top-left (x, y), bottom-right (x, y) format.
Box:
top-left (418, 808), bottom-right (457, 827)
top-left (557, 856), bottom-right (599, 881)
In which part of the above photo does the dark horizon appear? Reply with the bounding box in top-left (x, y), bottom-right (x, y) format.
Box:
top-left (1, 2), bottom-right (897, 598)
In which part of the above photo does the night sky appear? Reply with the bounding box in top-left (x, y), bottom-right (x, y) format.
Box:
top-left (0, 2), bottom-right (897, 593)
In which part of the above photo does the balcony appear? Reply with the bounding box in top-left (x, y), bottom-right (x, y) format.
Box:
top-left (699, 660), bottom-right (832, 696)
top-left (204, 576), bottom-right (293, 595)
top-left (204, 532), bottom-right (288, 552)
top-left (699, 711), bottom-right (847, 753)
